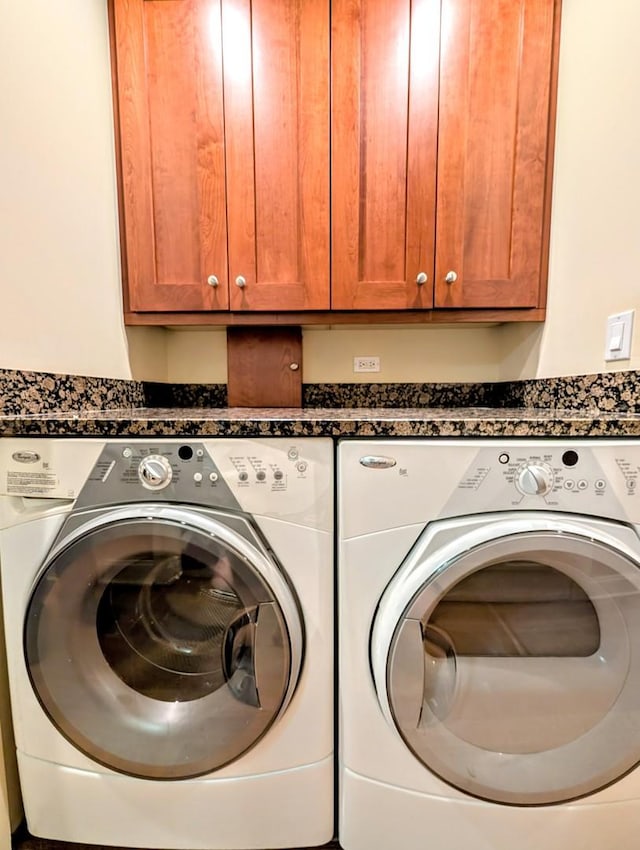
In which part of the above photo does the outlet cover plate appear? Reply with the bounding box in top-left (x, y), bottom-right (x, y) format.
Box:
top-left (353, 356), bottom-right (380, 373)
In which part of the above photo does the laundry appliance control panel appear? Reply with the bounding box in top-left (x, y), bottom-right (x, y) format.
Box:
top-left (341, 440), bottom-right (640, 538)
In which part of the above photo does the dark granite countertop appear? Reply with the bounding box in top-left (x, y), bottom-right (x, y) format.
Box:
top-left (2, 369), bottom-right (639, 438)
top-left (1, 405), bottom-right (639, 438)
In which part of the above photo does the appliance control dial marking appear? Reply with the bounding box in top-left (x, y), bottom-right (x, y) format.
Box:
top-left (515, 463), bottom-right (555, 497)
top-left (138, 455), bottom-right (173, 490)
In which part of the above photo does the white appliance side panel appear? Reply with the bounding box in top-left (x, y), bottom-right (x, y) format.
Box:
top-left (207, 438), bottom-right (333, 530)
top-left (340, 769), bottom-right (640, 850)
top-left (0, 440), bottom-right (104, 501)
top-left (19, 753), bottom-right (333, 850)
top-left (339, 439), bottom-right (640, 538)
top-left (338, 528), bottom-right (459, 795)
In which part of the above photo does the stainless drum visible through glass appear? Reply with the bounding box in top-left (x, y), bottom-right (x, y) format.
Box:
top-left (25, 510), bottom-right (299, 779)
top-left (383, 530), bottom-right (640, 805)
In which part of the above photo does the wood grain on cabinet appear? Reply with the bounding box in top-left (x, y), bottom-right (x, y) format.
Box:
top-left (227, 327), bottom-right (302, 407)
top-left (112, 0), bottom-right (329, 314)
top-left (224, 0), bottom-right (330, 311)
top-left (434, 0), bottom-right (560, 308)
top-left (112, 0), bottom-right (561, 323)
top-left (331, 0), bottom-right (439, 310)
top-left (332, 0), bottom-right (560, 313)
top-left (113, 0), bottom-right (229, 311)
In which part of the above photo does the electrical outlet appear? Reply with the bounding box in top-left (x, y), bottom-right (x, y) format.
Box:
top-left (353, 356), bottom-right (380, 373)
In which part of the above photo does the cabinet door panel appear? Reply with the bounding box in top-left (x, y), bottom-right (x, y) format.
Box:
top-left (224, 0), bottom-right (330, 311)
top-left (435, 0), bottom-right (557, 308)
top-left (114, 0), bottom-right (229, 311)
top-left (332, 0), bottom-right (439, 310)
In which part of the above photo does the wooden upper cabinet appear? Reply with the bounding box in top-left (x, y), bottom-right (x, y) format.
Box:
top-left (434, 0), bottom-right (559, 308)
top-left (331, 0), bottom-right (440, 310)
top-left (112, 0), bottom-right (559, 320)
top-left (333, 0), bottom-right (559, 312)
top-left (113, 0), bottom-right (229, 311)
top-left (224, 0), bottom-right (330, 310)
top-left (111, 0), bottom-right (330, 313)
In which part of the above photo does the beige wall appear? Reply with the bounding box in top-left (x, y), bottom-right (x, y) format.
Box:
top-left (0, 0), bottom-right (131, 379)
top-left (1, 1), bottom-right (639, 383)
top-left (498, 0), bottom-right (640, 381)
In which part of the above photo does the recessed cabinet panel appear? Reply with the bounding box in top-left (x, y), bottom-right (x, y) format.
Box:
top-left (434, 0), bottom-right (557, 308)
top-left (114, 0), bottom-right (229, 311)
top-left (331, 0), bottom-right (439, 310)
top-left (224, 0), bottom-right (330, 311)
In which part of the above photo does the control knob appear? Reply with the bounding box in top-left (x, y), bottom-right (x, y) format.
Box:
top-left (516, 464), bottom-right (554, 497)
top-left (138, 455), bottom-right (173, 490)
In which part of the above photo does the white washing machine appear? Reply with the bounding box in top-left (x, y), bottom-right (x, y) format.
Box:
top-left (338, 439), bottom-right (640, 850)
top-left (0, 437), bottom-right (333, 849)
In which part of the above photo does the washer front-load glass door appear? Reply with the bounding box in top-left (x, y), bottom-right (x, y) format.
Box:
top-left (372, 517), bottom-right (640, 805)
top-left (25, 505), bottom-right (302, 779)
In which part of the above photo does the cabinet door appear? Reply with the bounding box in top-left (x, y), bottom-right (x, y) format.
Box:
top-left (331, 0), bottom-right (440, 310)
top-left (113, 0), bottom-right (229, 311)
top-left (434, 0), bottom-right (558, 308)
top-left (224, 0), bottom-right (330, 311)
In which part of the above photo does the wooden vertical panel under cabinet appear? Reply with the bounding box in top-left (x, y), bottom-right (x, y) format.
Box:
top-left (112, 0), bottom-right (230, 311)
top-left (331, 0), bottom-right (440, 310)
top-left (224, 0), bottom-right (330, 312)
top-left (434, 0), bottom-right (559, 308)
top-left (227, 327), bottom-right (303, 407)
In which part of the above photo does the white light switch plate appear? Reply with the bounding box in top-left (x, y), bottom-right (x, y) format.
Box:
top-left (605, 309), bottom-right (634, 361)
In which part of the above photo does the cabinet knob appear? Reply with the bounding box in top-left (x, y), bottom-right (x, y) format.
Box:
top-left (235, 275), bottom-right (247, 288)
top-left (289, 362), bottom-right (300, 371)
top-left (415, 272), bottom-right (428, 286)
top-left (445, 271), bottom-right (458, 284)
top-left (207, 275), bottom-right (219, 287)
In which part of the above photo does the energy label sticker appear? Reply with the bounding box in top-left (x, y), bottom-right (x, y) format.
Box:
top-left (6, 471), bottom-right (58, 496)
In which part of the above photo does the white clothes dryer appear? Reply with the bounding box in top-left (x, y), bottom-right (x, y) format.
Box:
top-left (338, 439), bottom-right (640, 850)
top-left (0, 437), bottom-right (333, 849)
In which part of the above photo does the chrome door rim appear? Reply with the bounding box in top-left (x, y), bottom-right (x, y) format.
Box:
top-left (25, 504), bottom-right (303, 779)
top-left (371, 514), bottom-right (640, 805)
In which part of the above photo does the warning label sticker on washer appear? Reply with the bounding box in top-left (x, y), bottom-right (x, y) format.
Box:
top-left (6, 471), bottom-right (58, 495)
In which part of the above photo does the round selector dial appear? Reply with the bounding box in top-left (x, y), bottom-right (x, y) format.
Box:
top-left (138, 454), bottom-right (173, 490)
top-left (516, 463), bottom-right (554, 497)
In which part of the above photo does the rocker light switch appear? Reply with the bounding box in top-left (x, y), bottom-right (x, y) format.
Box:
top-left (605, 310), bottom-right (634, 361)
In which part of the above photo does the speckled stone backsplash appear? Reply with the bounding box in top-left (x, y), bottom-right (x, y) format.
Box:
top-left (499, 371), bottom-right (640, 412)
top-left (301, 382), bottom-right (500, 408)
top-left (305, 372), bottom-right (640, 411)
top-left (143, 381), bottom-right (227, 409)
top-left (0, 369), bottom-right (144, 416)
top-left (1, 368), bottom-right (639, 415)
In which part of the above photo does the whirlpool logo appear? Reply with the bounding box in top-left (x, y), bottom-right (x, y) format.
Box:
top-left (11, 451), bottom-right (41, 464)
top-left (359, 455), bottom-right (397, 469)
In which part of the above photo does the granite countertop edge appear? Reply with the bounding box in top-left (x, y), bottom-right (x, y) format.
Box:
top-left (1, 406), bottom-right (639, 438)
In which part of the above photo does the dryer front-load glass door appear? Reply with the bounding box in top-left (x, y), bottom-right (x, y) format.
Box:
top-left (372, 517), bottom-right (640, 805)
top-left (25, 505), bottom-right (302, 780)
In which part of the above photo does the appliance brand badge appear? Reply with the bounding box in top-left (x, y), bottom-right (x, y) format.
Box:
top-left (359, 455), bottom-right (397, 469)
top-left (11, 451), bottom-right (41, 464)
